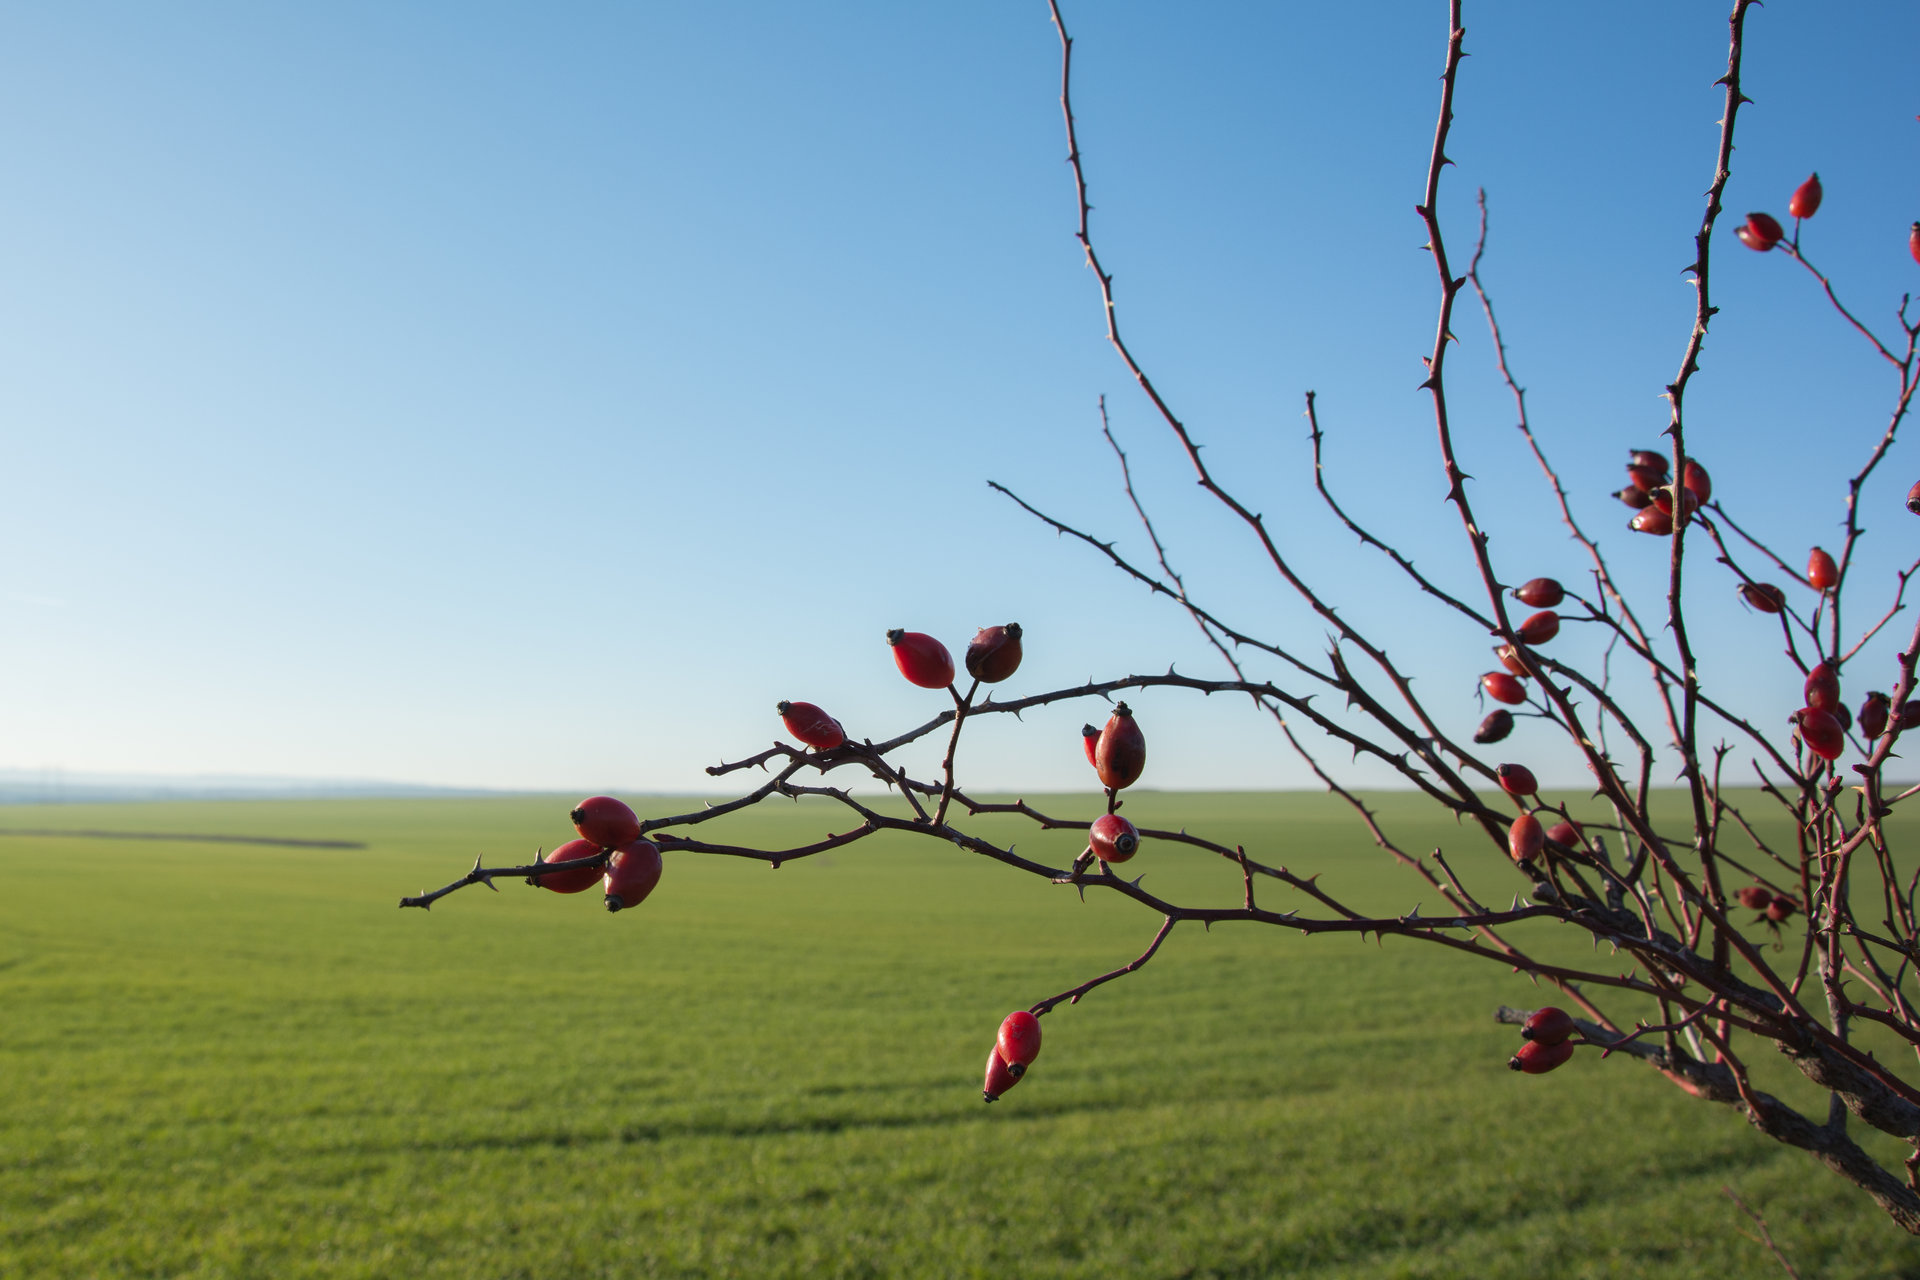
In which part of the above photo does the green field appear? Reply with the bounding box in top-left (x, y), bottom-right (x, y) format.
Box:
top-left (2, 790), bottom-right (1915, 1278)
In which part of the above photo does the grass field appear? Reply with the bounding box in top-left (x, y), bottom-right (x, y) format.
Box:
top-left (2, 790), bottom-right (1916, 1278)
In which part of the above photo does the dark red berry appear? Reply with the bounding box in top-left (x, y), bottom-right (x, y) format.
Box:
top-left (1508, 812), bottom-right (1545, 864)
top-left (1515, 611), bottom-right (1559, 645)
top-left (1473, 710), bottom-right (1515, 744)
top-left (1682, 460), bottom-right (1712, 505)
top-left (888, 629), bottom-right (955, 689)
top-left (1497, 763), bottom-right (1538, 798)
top-left (1789, 174), bottom-right (1822, 220)
top-left (1766, 895), bottom-right (1797, 923)
top-left (534, 838), bottom-right (605, 894)
top-left (1089, 812), bottom-right (1140, 864)
top-left (1494, 643), bottom-right (1529, 677)
top-left (1807, 547), bottom-right (1838, 592)
top-left (1627, 465), bottom-right (1668, 493)
top-left (571, 796), bottom-right (642, 849)
top-left (1628, 450), bottom-right (1670, 475)
top-left (1081, 724), bottom-right (1100, 768)
top-left (1736, 885), bottom-right (1772, 910)
top-left (1899, 701), bottom-right (1920, 732)
top-left (603, 838), bottom-right (663, 913)
top-left (1521, 1007), bottom-right (1576, 1046)
top-left (1651, 486), bottom-right (1698, 518)
top-left (1095, 703), bottom-right (1146, 791)
top-left (1509, 1039), bottom-right (1575, 1074)
top-left (1615, 486), bottom-right (1652, 510)
top-left (1859, 692), bottom-right (1890, 739)
top-left (1545, 819), bottom-right (1580, 849)
top-left (1907, 480), bottom-right (1920, 515)
top-left (1482, 672), bottom-right (1527, 706)
top-left (982, 1044), bottom-right (1020, 1103)
top-left (1741, 212), bottom-right (1785, 250)
top-left (1514, 578), bottom-right (1564, 609)
top-left (1739, 582), bottom-right (1786, 613)
top-left (1834, 700), bottom-right (1853, 733)
top-left (1794, 706), bottom-right (1844, 761)
top-left (777, 700), bottom-right (845, 752)
top-left (965, 623), bottom-right (1023, 684)
top-left (1909, 222), bottom-right (1919, 267)
top-left (996, 1011), bottom-right (1042, 1079)
top-left (1631, 507), bottom-right (1673, 536)
top-left (1804, 662), bottom-right (1840, 713)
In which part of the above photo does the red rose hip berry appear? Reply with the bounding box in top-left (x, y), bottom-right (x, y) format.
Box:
top-left (777, 701), bottom-right (845, 752)
top-left (1738, 211), bottom-right (1785, 250)
top-left (1515, 611), bottom-right (1560, 645)
top-left (1482, 672), bottom-right (1527, 706)
top-left (1081, 724), bottom-right (1100, 768)
top-left (964, 623), bottom-right (1024, 684)
top-left (1496, 763), bottom-right (1538, 798)
top-left (1682, 460), bottom-right (1712, 505)
top-left (1793, 707), bottom-right (1844, 761)
top-left (603, 838), bottom-right (663, 912)
top-left (1089, 812), bottom-right (1141, 864)
top-left (1738, 582), bottom-right (1786, 613)
top-left (1803, 662), bottom-right (1840, 712)
top-left (1807, 547), bottom-right (1838, 591)
top-left (888, 630), bottom-right (955, 689)
top-left (1907, 480), bottom-right (1920, 515)
top-left (1859, 691), bottom-right (1890, 740)
top-left (534, 837), bottom-right (606, 894)
top-left (1508, 812), bottom-right (1545, 865)
top-left (1736, 885), bottom-right (1773, 910)
top-left (996, 1011), bottom-right (1042, 1079)
top-left (1473, 710), bottom-right (1515, 744)
top-left (1521, 1007), bottom-right (1576, 1045)
top-left (1514, 578), bottom-right (1564, 609)
top-left (1509, 1039), bottom-right (1576, 1074)
top-left (1095, 703), bottom-right (1146, 791)
top-left (1630, 507), bottom-right (1673, 536)
top-left (571, 796), bottom-right (641, 848)
top-left (1789, 174), bottom-right (1821, 220)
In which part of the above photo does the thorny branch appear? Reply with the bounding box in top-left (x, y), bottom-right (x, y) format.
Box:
top-left (400, 0), bottom-right (1920, 1236)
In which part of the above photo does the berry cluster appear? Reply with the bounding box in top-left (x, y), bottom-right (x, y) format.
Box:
top-left (530, 796), bottom-right (664, 914)
top-left (1508, 1006), bottom-right (1579, 1075)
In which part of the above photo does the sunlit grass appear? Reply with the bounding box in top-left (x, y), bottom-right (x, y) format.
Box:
top-left (0, 791), bottom-right (1913, 1277)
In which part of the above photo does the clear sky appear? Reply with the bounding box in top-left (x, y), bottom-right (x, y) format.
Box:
top-left (1, 2), bottom-right (1916, 797)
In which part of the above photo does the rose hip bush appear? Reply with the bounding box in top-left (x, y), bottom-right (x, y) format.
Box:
top-left (403, 0), bottom-right (1920, 1235)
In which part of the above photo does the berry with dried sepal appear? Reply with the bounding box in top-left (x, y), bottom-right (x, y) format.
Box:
top-left (1807, 547), bottom-right (1838, 591)
top-left (1739, 212), bottom-right (1785, 250)
top-left (1482, 672), bottom-right (1527, 706)
top-left (1089, 813), bottom-right (1140, 864)
top-left (1789, 173), bottom-right (1822, 220)
top-left (603, 838), bottom-right (663, 913)
top-left (777, 701), bottom-right (845, 752)
top-left (1793, 707), bottom-right (1844, 761)
top-left (1683, 460), bottom-right (1712, 505)
top-left (1736, 885), bottom-right (1772, 910)
top-left (965, 623), bottom-right (1023, 684)
top-left (1739, 582), bottom-right (1786, 613)
top-left (1509, 812), bottom-right (1545, 865)
top-left (1514, 578), bottom-right (1564, 609)
top-left (1522, 1007), bottom-right (1576, 1045)
top-left (982, 1044), bottom-right (1020, 1102)
top-left (1860, 692), bottom-right (1891, 740)
top-left (1482, 671), bottom-right (1528, 705)
top-left (888, 629), bottom-right (955, 689)
top-left (1908, 481), bottom-right (1920, 515)
top-left (572, 796), bottom-right (641, 849)
top-left (1515, 612), bottom-right (1559, 645)
top-left (1095, 703), bottom-right (1146, 790)
top-left (1510, 1039), bottom-right (1576, 1074)
top-left (996, 1011), bottom-right (1042, 1079)
top-left (533, 838), bottom-right (606, 894)
top-left (1497, 763), bottom-right (1538, 799)
top-left (1615, 485), bottom-right (1652, 510)
top-left (1081, 724), bottom-right (1100, 768)
top-left (1804, 662), bottom-right (1840, 713)
top-left (1630, 507), bottom-right (1673, 536)
top-left (1473, 710), bottom-right (1514, 744)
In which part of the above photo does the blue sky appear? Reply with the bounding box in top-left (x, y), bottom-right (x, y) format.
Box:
top-left (1, 2), bottom-right (1916, 796)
